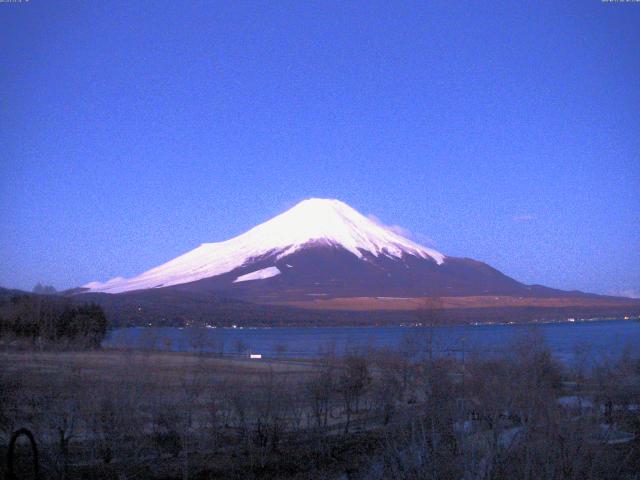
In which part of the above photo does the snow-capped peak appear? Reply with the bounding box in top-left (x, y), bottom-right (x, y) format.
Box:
top-left (84, 198), bottom-right (445, 293)
top-left (258, 198), bottom-right (444, 262)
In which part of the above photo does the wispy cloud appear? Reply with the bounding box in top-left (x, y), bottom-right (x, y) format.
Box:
top-left (513, 214), bottom-right (535, 222)
top-left (368, 214), bottom-right (412, 237)
top-left (367, 213), bottom-right (411, 237)
top-left (367, 214), bottom-right (436, 246)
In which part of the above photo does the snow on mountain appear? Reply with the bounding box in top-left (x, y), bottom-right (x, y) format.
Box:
top-left (84, 198), bottom-right (445, 293)
top-left (233, 266), bottom-right (281, 283)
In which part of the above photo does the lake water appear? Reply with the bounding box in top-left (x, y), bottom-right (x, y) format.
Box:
top-left (103, 319), bottom-right (640, 365)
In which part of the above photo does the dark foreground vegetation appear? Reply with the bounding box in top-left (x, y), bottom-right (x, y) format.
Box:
top-left (0, 294), bottom-right (107, 349)
top-left (1, 330), bottom-right (639, 480)
top-left (2, 286), bottom-right (640, 329)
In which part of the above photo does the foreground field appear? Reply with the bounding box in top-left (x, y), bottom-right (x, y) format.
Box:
top-left (1, 338), bottom-right (640, 479)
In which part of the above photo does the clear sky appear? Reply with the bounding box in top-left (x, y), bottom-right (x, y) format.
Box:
top-left (1, 1), bottom-right (638, 296)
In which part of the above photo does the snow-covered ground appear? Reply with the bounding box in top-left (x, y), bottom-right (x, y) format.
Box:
top-left (233, 266), bottom-right (281, 283)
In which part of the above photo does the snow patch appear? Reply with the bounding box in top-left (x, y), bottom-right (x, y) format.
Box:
top-left (233, 266), bottom-right (281, 283)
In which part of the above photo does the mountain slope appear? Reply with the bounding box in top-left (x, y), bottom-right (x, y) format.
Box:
top-left (161, 244), bottom-right (557, 302)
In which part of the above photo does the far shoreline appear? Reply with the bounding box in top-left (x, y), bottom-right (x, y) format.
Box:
top-left (108, 315), bottom-right (640, 332)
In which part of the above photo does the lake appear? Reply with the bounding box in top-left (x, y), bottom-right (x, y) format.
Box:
top-left (103, 319), bottom-right (640, 365)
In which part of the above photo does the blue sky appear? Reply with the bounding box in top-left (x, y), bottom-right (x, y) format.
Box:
top-left (1, 1), bottom-right (638, 296)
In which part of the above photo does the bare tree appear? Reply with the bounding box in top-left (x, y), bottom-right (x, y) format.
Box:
top-left (338, 355), bottom-right (372, 433)
top-left (306, 356), bottom-right (337, 429)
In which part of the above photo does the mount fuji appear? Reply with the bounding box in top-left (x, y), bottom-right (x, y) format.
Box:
top-left (84, 198), bottom-right (445, 294)
top-left (78, 199), bottom-right (639, 325)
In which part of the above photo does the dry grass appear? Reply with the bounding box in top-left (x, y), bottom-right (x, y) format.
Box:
top-left (0, 349), bottom-right (317, 388)
top-left (276, 295), bottom-right (640, 311)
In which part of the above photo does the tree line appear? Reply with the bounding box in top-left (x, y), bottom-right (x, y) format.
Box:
top-left (0, 294), bottom-right (107, 348)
